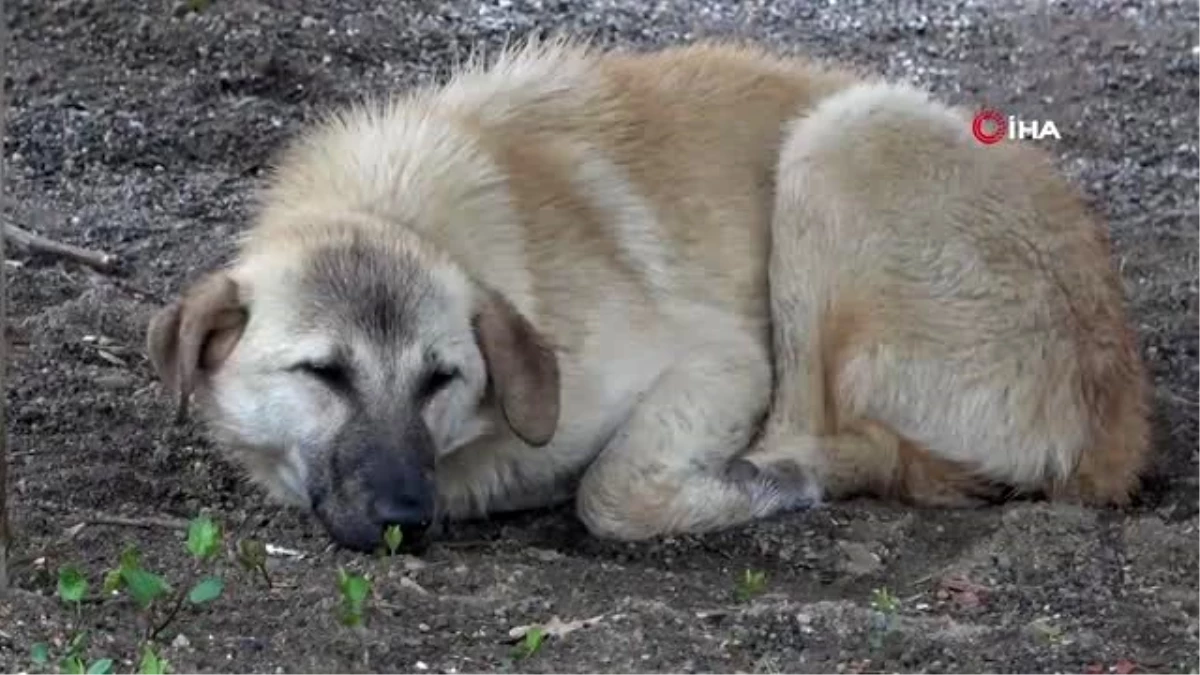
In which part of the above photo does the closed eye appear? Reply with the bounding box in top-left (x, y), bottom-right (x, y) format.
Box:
top-left (417, 366), bottom-right (460, 400)
top-left (290, 360), bottom-right (353, 392)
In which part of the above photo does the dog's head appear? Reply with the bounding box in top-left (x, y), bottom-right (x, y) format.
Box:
top-left (146, 229), bottom-right (560, 552)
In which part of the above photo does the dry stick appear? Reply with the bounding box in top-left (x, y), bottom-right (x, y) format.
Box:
top-left (3, 221), bottom-right (120, 273)
top-left (1160, 389), bottom-right (1200, 409)
top-left (0, 0), bottom-right (10, 592)
top-left (81, 513), bottom-right (190, 531)
top-left (147, 588), bottom-right (189, 642)
top-left (29, 499), bottom-right (190, 532)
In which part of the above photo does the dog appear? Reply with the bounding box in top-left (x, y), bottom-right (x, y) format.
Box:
top-left (146, 39), bottom-right (1150, 552)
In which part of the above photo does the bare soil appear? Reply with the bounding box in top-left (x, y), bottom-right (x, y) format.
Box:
top-left (1, 0), bottom-right (1197, 673)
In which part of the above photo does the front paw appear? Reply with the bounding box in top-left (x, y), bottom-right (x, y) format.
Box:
top-left (726, 456), bottom-right (824, 512)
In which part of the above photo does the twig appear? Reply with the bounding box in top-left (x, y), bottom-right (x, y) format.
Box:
top-left (256, 564), bottom-right (273, 589)
top-left (3, 221), bottom-right (119, 273)
top-left (30, 499), bottom-right (193, 531)
top-left (433, 539), bottom-right (500, 550)
top-left (0, 0), bottom-right (11, 592)
top-left (82, 514), bottom-right (189, 531)
top-left (1159, 389), bottom-right (1199, 409)
top-left (148, 588), bottom-right (189, 642)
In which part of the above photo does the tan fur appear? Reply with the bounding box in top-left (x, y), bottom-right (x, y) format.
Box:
top-left (146, 39), bottom-right (1151, 548)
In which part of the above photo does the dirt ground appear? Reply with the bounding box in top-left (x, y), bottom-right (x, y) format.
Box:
top-left (0, 0), bottom-right (1197, 673)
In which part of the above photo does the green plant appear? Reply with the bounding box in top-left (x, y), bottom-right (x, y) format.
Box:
top-left (337, 568), bottom-right (372, 627)
top-left (30, 565), bottom-right (116, 674)
top-left (734, 568), bottom-right (768, 602)
top-left (104, 542), bottom-right (194, 642)
top-left (869, 587), bottom-right (900, 614)
top-left (57, 564), bottom-right (88, 641)
top-left (867, 586), bottom-right (901, 649)
top-left (236, 538), bottom-right (271, 588)
top-left (59, 656), bottom-right (114, 674)
top-left (30, 514), bottom-right (233, 673)
top-left (383, 524), bottom-right (404, 556)
top-left (512, 626), bottom-right (546, 661)
top-left (30, 642), bottom-right (50, 667)
top-left (138, 643), bottom-right (170, 674)
top-left (57, 565), bottom-right (88, 605)
top-left (185, 516), bottom-right (221, 561)
top-left (335, 525), bottom-right (408, 632)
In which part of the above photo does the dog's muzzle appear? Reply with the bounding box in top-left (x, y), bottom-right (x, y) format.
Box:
top-left (312, 413), bottom-right (437, 553)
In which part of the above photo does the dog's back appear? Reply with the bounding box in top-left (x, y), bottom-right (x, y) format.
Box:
top-left (249, 42), bottom-right (861, 336)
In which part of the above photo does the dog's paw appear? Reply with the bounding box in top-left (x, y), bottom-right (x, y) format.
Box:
top-left (726, 456), bottom-right (824, 513)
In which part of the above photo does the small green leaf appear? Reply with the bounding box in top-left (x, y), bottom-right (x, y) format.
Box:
top-left (336, 568), bottom-right (371, 626)
top-left (187, 576), bottom-right (225, 605)
top-left (101, 568), bottom-right (124, 595)
top-left (236, 538), bottom-right (267, 571)
top-left (66, 631), bottom-right (89, 657)
top-left (340, 572), bottom-right (370, 605)
top-left (734, 568), bottom-right (767, 602)
top-left (138, 644), bottom-right (170, 675)
top-left (30, 642), bottom-right (49, 665)
top-left (61, 656), bottom-right (86, 675)
top-left (383, 525), bottom-right (403, 555)
top-left (86, 658), bottom-right (114, 674)
top-left (118, 546), bottom-right (142, 573)
top-left (186, 516), bottom-right (222, 561)
top-left (121, 567), bottom-right (171, 609)
top-left (869, 587), bottom-right (900, 615)
top-left (512, 626), bottom-right (546, 660)
top-left (58, 565), bottom-right (88, 604)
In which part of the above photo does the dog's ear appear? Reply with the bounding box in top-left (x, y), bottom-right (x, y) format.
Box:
top-left (147, 272), bottom-right (248, 423)
top-left (473, 287), bottom-right (560, 446)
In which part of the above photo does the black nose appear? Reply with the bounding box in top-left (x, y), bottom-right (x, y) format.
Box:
top-left (320, 414), bottom-right (439, 552)
top-left (368, 450), bottom-right (434, 536)
top-left (320, 491), bottom-right (434, 554)
top-left (373, 490), bottom-right (434, 537)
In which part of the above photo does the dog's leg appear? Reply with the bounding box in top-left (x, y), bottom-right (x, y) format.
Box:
top-left (722, 85), bottom-right (928, 507)
top-left (735, 420), bottom-right (1007, 508)
top-left (574, 329), bottom-right (818, 541)
top-left (736, 82), bottom-right (1135, 506)
top-left (434, 439), bottom-right (587, 522)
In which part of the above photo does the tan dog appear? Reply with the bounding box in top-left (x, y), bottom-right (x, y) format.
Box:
top-left (146, 40), bottom-right (1150, 551)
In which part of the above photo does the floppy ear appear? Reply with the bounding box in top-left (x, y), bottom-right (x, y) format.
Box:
top-left (146, 272), bottom-right (248, 423)
top-left (473, 287), bottom-right (560, 446)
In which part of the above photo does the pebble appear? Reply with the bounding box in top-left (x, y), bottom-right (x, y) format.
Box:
top-left (836, 540), bottom-right (883, 577)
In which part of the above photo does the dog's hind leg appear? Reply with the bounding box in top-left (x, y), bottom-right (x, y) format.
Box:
top-left (735, 82), bottom-right (1141, 506)
top-left (574, 327), bottom-right (819, 541)
top-left (731, 83), bottom-right (1021, 507)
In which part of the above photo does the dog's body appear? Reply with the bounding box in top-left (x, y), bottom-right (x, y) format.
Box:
top-left (148, 41), bottom-right (1150, 550)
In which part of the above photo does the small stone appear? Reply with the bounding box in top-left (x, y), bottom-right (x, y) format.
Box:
top-left (400, 555), bottom-right (428, 572)
top-left (172, 633), bottom-right (190, 649)
top-left (527, 548), bottom-right (565, 562)
top-left (95, 374), bottom-right (134, 390)
top-left (836, 540), bottom-right (882, 577)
